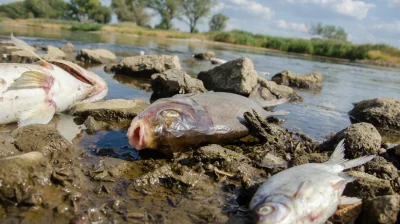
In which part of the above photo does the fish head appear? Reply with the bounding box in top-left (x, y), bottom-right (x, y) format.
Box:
top-left (49, 59), bottom-right (108, 103)
top-left (127, 97), bottom-right (213, 151)
top-left (253, 195), bottom-right (295, 224)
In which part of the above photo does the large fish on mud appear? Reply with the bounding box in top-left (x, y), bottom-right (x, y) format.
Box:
top-left (249, 139), bottom-right (375, 224)
top-left (0, 34), bottom-right (108, 126)
top-left (127, 91), bottom-right (288, 152)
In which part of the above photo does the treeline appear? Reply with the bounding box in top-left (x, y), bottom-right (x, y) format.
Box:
top-left (0, 0), bottom-right (228, 33)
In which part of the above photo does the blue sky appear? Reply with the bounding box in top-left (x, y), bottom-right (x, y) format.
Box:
top-left (1, 0), bottom-right (399, 47)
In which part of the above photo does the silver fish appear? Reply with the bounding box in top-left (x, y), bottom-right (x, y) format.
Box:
top-left (0, 34), bottom-right (108, 126)
top-left (249, 139), bottom-right (375, 224)
top-left (127, 91), bottom-right (288, 152)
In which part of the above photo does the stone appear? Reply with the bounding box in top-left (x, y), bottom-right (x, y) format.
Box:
top-left (271, 70), bottom-right (323, 89)
top-left (349, 98), bottom-right (400, 130)
top-left (320, 123), bottom-right (382, 157)
top-left (257, 77), bottom-right (303, 102)
top-left (197, 57), bottom-right (258, 95)
top-left (363, 156), bottom-right (398, 180)
top-left (69, 99), bottom-right (149, 121)
top-left (193, 51), bottom-right (215, 60)
top-left (60, 42), bottom-right (75, 53)
top-left (110, 55), bottom-right (182, 78)
top-left (9, 50), bottom-right (38, 63)
top-left (43, 45), bottom-right (66, 60)
top-left (0, 135), bottom-right (20, 158)
top-left (210, 58), bottom-right (227, 65)
top-left (151, 69), bottom-right (207, 101)
top-left (344, 171), bottom-right (395, 199)
top-left (76, 49), bottom-right (117, 64)
top-left (360, 195), bottom-right (400, 224)
top-left (256, 153), bottom-right (288, 170)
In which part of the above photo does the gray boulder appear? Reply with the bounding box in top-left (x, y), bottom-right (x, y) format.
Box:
top-left (76, 49), bottom-right (117, 64)
top-left (110, 55), bottom-right (182, 78)
top-left (197, 57), bottom-right (258, 95)
top-left (360, 195), bottom-right (400, 224)
top-left (151, 69), bottom-right (207, 101)
top-left (349, 98), bottom-right (400, 130)
top-left (320, 123), bottom-right (382, 157)
top-left (257, 77), bottom-right (303, 102)
top-left (271, 70), bottom-right (323, 89)
top-left (193, 51), bottom-right (215, 60)
top-left (70, 99), bottom-right (149, 121)
top-left (60, 42), bottom-right (75, 53)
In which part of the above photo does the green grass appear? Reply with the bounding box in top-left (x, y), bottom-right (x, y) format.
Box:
top-left (70, 23), bottom-right (103, 31)
top-left (211, 30), bottom-right (400, 61)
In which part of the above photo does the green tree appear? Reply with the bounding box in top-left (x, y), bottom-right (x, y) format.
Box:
top-left (180, 0), bottom-right (215, 33)
top-left (111, 0), bottom-right (150, 26)
top-left (209, 13), bottom-right (228, 32)
top-left (67, 0), bottom-right (101, 22)
top-left (309, 23), bottom-right (348, 41)
top-left (0, 2), bottom-right (27, 19)
top-left (149, 0), bottom-right (181, 30)
top-left (24, 0), bottom-right (67, 19)
top-left (90, 5), bottom-right (112, 23)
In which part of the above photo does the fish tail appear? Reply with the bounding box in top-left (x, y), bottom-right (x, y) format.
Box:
top-left (325, 139), bottom-right (375, 170)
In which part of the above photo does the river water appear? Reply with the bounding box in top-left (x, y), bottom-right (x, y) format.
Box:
top-left (1, 25), bottom-right (399, 149)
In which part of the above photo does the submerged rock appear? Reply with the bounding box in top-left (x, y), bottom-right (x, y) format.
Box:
top-left (271, 70), bottom-right (323, 89)
top-left (110, 55), bottom-right (182, 78)
top-left (76, 49), bottom-right (117, 64)
top-left (70, 99), bottom-right (149, 121)
top-left (349, 98), bottom-right (400, 130)
top-left (320, 123), bottom-right (382, 157)
top-left (60, 42), bottom-right (75, 53)
top-left (360, 195), bottom-right (400, 224)
top-left (257, 77), bottom-right (303, 102)
top-left (151, 69), bottom-right (207, 101)
top-left (197, 57), bottom-right (258, 95)
top-left (193, 51), bottom-right (215, 60)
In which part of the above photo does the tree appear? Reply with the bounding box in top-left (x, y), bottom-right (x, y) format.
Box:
top-left (309, 23), bottom-right (348, 41)
top-left (111, 0), bottom-right (151, 27)
top-left (209, 13), bottom-right (228, 32)
top-left (180, 0), bottom-right (215, 33)
top-left (0, 2), bottom-right (28, 19)
top-left (90, 5), bottom-right (112, 24)
top-left (149, 0), bottom-right (181, 30)
top-left (24, 0), bottom-right (67, 19)
top-left (67, 0), bottom-right (101, 22)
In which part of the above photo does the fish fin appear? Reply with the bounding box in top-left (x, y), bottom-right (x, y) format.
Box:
top-left (19, 103), bottom-right (56, 126)
top-left (332, 180), bottom-right (347, 191)
top-left (249, 84), bottom-right (290, 108)
top-left (9, 71), bottom-right (53, 90)
top-left (339, 172), bottom-right (356, 183)
top-left (294, 180), bottom-right (313, 199)
top-left (11, 33), bottom-right (45, 62)
top-left (339, 196), bottom-right (361, 205)
top-left (325, 139), bottom-right (375, 170)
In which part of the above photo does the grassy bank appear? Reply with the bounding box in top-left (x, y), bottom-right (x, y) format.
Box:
top-left (1, 19), bottom-right (399, 64)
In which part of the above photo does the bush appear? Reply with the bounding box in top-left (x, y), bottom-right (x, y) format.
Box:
top-left (70, 23), bottom-right (102, 31)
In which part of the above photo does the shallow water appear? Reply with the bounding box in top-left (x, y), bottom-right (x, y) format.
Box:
top-left (1, 24), bottom-right (399, 146)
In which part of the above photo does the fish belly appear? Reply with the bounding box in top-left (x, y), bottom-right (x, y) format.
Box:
top-left (0, 63), bottom-right (44, 93)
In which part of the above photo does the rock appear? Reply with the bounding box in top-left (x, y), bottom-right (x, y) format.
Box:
top-left (330, 201), bottom-right (362, 224)
top-left (360, 195), bottom-right (400, 224)
top-left (110, 55), bottom-right (182, 78)
top-left (0, 135), bottom-right (20, 158)
top-left (69, 99), bottom-right (149, 121)
top-left (344, 171), bottom-right (395, 199)
top-left (76, 49), bottom-right (117, 64)
top-left (84, 116), bottom-right (107, 134)
top-left (197, 144), bottom-right (249, 163)
top-left (257, 77), bottom-right (303, 102)
top-left (271, 70), bottom-right (323, 89)
top-left (9, 50), bottom-right (38, 63)
top-left (292, 153), bottom-right (329, 166)
top-left (10, 125), bottom-right (77, 162)
top-left (210, 58), bottom-right (227, 65)
top-left (193, 51), bottom-right (215, 60)
top-left (197, 57), bottom-right (258, 95)
top-left (150, 69), bottom-right (207, 101)
top-left (42, 45), bottom-right (66, 60)
top-left (320, 123), bottom-right (382, 157)
top-left (256, 153), bottom-right (288, 170)
top-left (363, 156), bottom-right (398, 180)
top-left (60, 42), bottom-right (75, 53)
top-left (349, 98), bottom-right (400, 130)
top-left (0, 152), bottom-right (52, 200)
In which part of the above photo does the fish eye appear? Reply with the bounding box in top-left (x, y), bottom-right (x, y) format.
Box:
top-left (256, 203), bottom-right (290, 223)
top-left (161, 110), bottom-right (180, 118)
top-left (257, 205), bottom-right (274, 216)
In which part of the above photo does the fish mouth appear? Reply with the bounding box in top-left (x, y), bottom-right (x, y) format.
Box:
top-left (49, 59), bottom-right (108, 103)
top-left (127, 118), bottom-right (156, 150)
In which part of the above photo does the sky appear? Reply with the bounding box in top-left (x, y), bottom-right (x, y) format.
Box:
top-left (1, 0), bottom-right (399, 47)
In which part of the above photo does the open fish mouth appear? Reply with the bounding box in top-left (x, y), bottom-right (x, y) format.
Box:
top-left (49, 59), bottom-right (108, 102)
top-left (127, 118), bottom-right (156, 150)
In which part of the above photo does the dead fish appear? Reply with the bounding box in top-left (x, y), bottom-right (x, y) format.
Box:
top-left (127, 91), bottom-right (288, 152)
top-left (249, 139), bottom-right (375, 224)
top-left (0, 34), bottom-right (108, 126)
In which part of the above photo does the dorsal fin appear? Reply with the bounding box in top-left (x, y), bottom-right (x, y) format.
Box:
top-left (10, 33), bottom-right (49, 65)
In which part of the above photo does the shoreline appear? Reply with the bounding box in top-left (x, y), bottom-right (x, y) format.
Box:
top-left (0, 19), bottom-right (399, 70)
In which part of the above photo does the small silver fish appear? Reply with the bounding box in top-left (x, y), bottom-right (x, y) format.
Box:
top-left (250, 139), bottom-right (375, 224)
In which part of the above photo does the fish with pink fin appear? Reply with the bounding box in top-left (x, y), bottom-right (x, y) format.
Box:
top-left (127, 91), bottom-right (289, 153)
top-left (0, 34), bottom-right (108, 126)
top-left (250, 139), bottom-right (375, 224)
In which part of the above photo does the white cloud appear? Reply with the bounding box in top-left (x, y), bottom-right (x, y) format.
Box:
top-left (212, 2), bottom-right (226, 12)
top-left (388, 0), bottom-right (400, 7)
top-left (286, 0), bottom-right (375, 19)
top-left (276, 20), bottom-right (309, 32)
top-left (373, 21), bottom-right (400, 32)
top-left (229, 0), bottom-right (274, 18)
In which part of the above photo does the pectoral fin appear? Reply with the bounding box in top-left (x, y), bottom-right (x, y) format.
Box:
top-left (9, 71), bottom-right (53, 90)
top-left (295, 180), bottom-right (313, 199)
top-left (19, 103), bottom-right (56, 126)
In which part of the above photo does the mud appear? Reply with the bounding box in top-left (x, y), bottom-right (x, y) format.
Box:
top-left (0, 110), bottom-right (399, 224)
